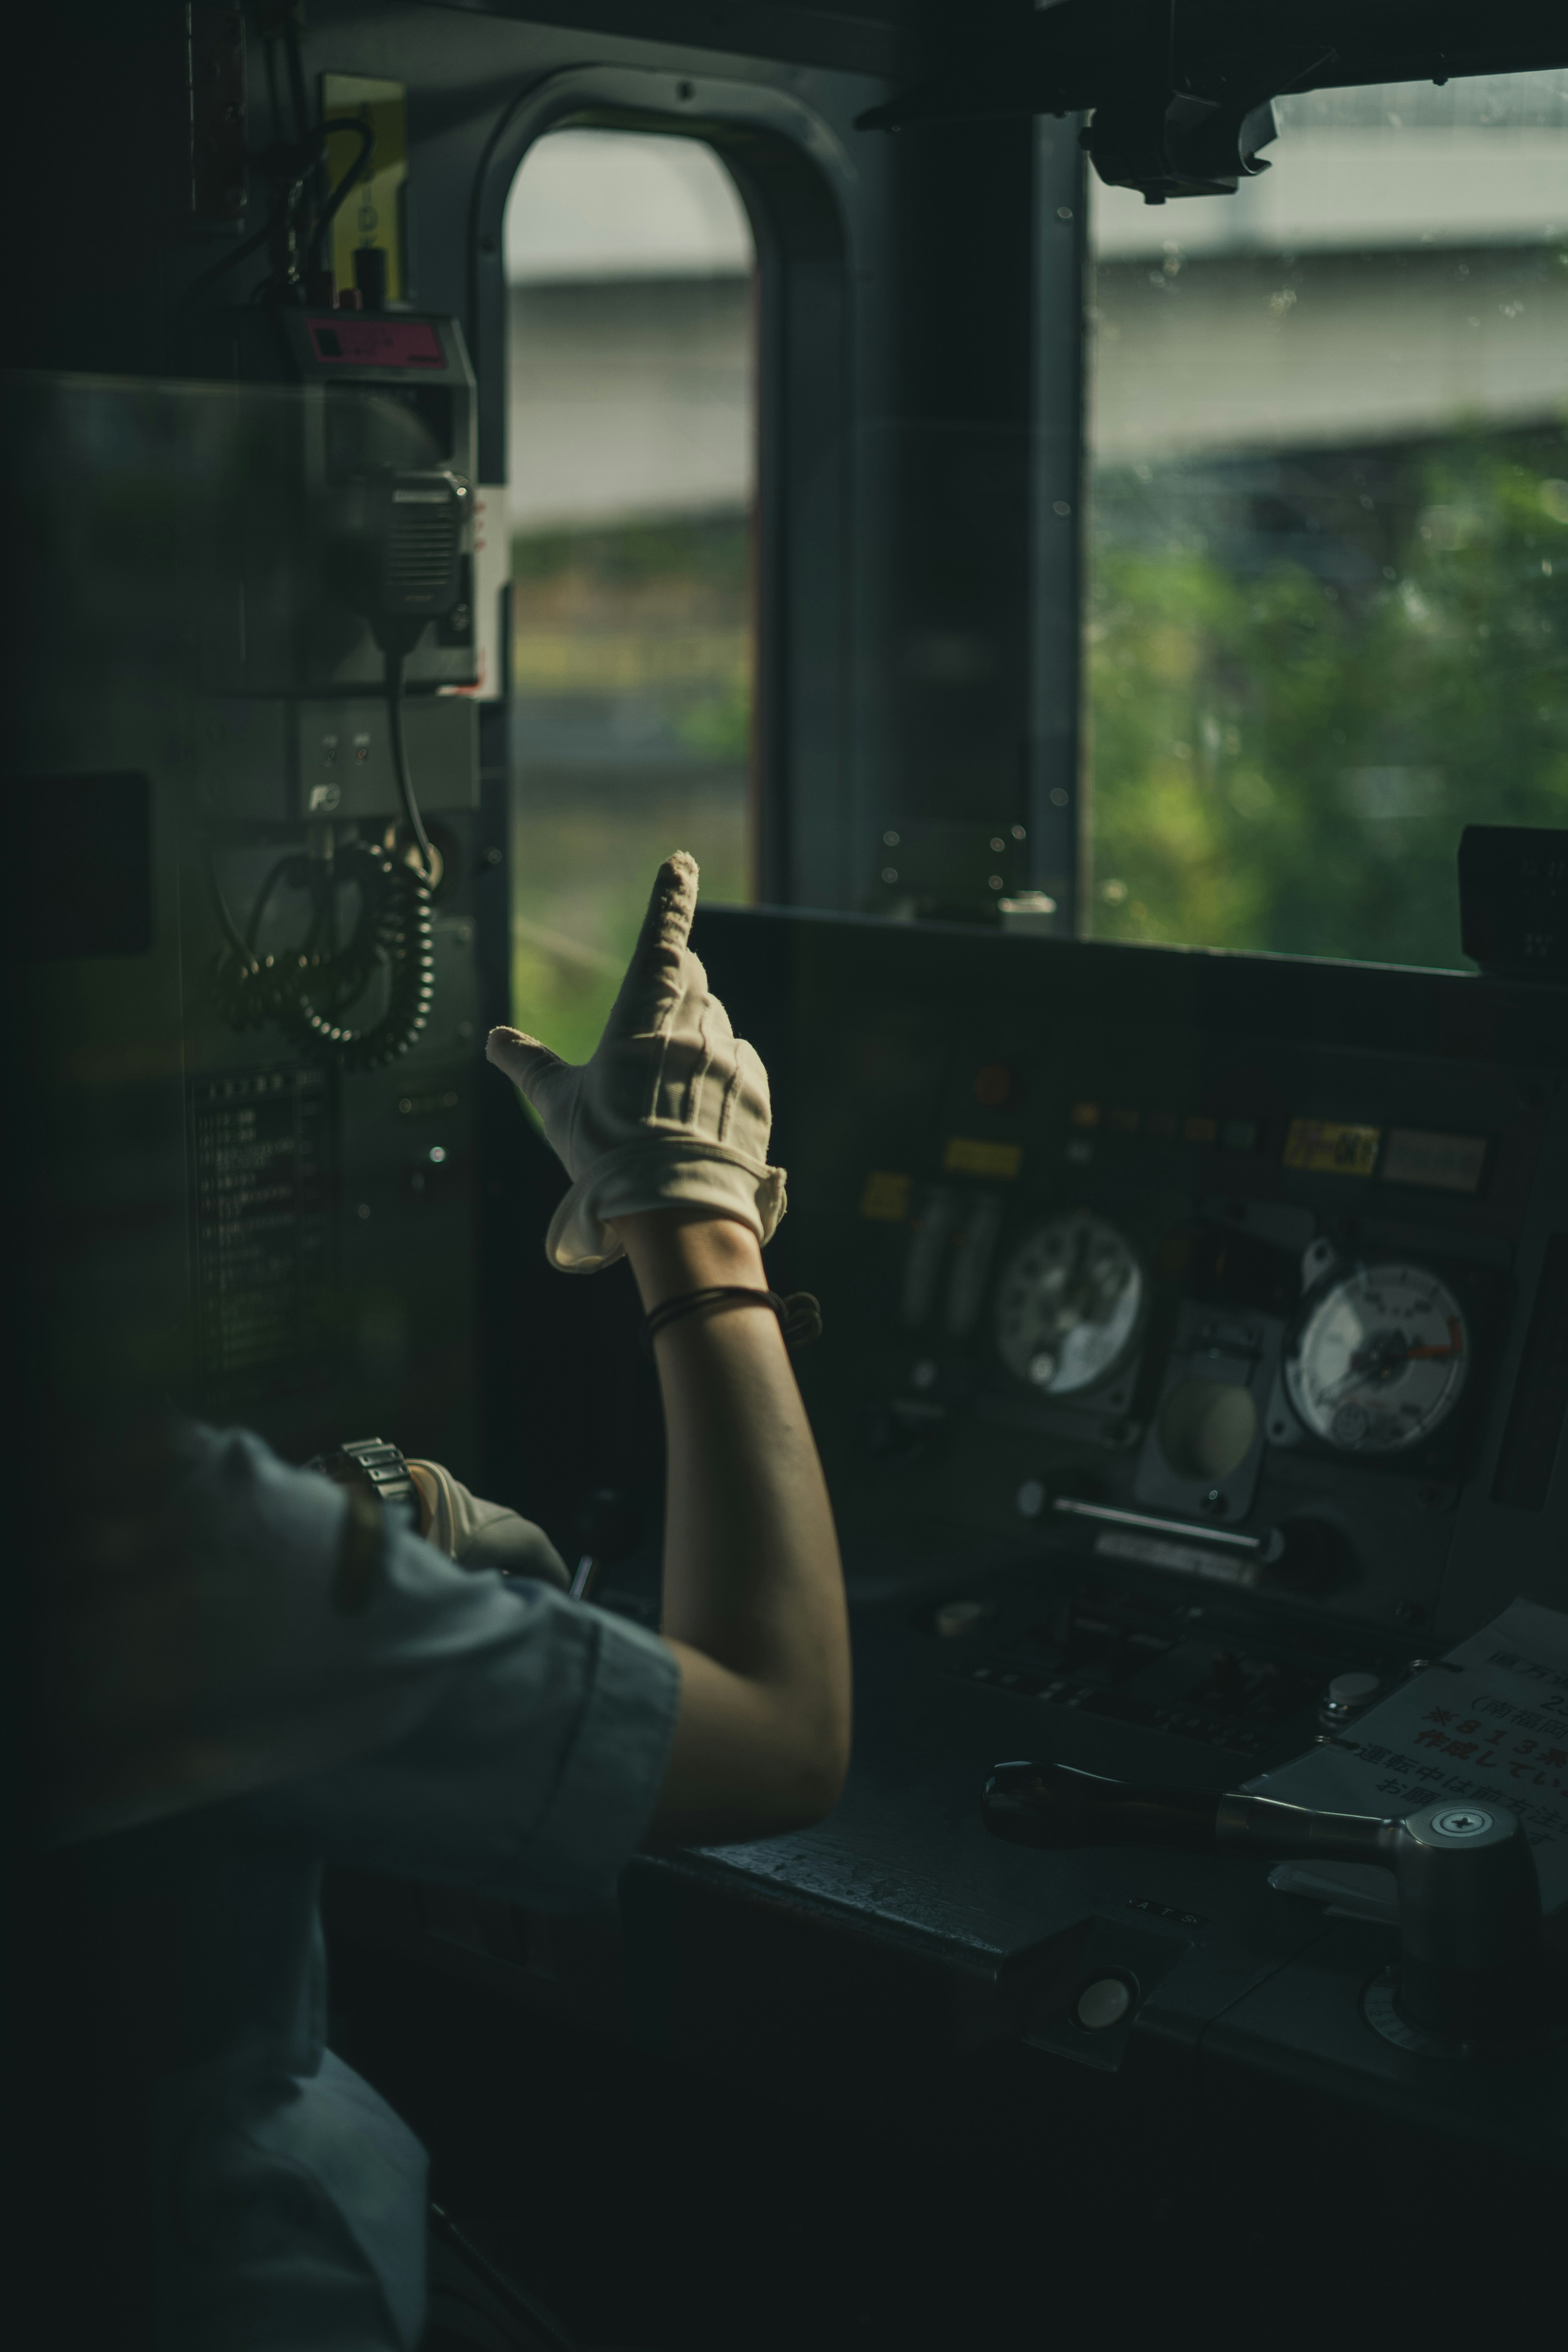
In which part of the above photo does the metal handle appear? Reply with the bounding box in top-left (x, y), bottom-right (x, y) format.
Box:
top-left (983, 1761), bottom-right (1550, 2045)
top-left (983, 1761), bottom-right (1388, 1862)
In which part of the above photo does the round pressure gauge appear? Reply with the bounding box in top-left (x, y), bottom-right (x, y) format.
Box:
top-left (994, 1212), bottom-right (1145, 1397)
top-left (1284, 1261), bottom-right (1470, 1454)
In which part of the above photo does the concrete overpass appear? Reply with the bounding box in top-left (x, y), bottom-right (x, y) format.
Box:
top-left (502, 73), bottom-right (1568, 531)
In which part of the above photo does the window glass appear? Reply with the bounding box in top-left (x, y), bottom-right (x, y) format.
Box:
top-left (503, 131), bottom-right (755, 1059)
top-left (1087, 73), bottom-right (1568, 967)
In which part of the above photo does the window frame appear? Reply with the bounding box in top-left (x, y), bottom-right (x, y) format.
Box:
top-left (468, 65), bottom-right (858, 908)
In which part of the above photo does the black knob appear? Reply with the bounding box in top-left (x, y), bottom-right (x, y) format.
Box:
top-left (1264, 1516), bottom-right (1354, 1595)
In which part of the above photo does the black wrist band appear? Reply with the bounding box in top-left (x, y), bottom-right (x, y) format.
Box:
top-left (640, 1285), bottom-right (823, 1354)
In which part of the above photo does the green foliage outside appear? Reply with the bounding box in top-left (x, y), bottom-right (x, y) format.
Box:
top-left (504, 437), bottom-right (1568, 1079)
top-left (1088, 431), bottom-right (1568, 968)
top-left (510, 513), bottom-right (753, 1070)
top-left (510, 780), bottom-right (751, 1071)
top-left (512, 512), bottom-right (751, 598)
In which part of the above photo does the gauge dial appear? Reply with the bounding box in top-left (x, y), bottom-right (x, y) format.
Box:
top-left (1285, 1261), bottom-right (1469, 1454)
top-left (994, 1212), bottom-right (1145, 1396)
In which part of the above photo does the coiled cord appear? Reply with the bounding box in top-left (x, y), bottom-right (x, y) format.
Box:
top-left (208, 836), bottom-right (435, 1071)
top-left (385, 648), bottom-right (437, 885)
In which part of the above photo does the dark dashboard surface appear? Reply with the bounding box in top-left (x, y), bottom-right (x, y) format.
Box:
top-left (344, 907), bottom-right (1568, 2260)
top-left (578, 908), bottom-right (1568, 2169)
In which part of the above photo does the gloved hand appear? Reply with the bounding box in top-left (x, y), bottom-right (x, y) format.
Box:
top-left (408, 1459), bottom-right (570, 1587)
top-left (486, 852), bottom-right (785, 1272)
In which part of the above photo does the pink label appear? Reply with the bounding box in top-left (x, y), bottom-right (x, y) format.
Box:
top-left (307, 317), bottom-right (447, 369)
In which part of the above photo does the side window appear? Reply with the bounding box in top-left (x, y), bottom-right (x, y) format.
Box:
top-left (1086, 71), bottom-right (1568, 968)
top-left (503, 131), bottom-right (756, 1056)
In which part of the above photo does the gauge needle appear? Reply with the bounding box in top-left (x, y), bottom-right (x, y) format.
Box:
top-left (1314, 1343), bottom-right (1462, 1403)
top-left (1348, 1339), bottom-right (1464, 1368)
top-left (1316, 1341), bottom-right (1456, 1402)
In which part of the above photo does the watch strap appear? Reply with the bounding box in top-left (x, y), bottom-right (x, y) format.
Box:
top-left (307, 1437), bottom-right (420, 1529)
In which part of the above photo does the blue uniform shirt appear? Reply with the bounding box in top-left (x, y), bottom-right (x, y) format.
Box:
top-left (51, 1425), bottom-right (680, 2351)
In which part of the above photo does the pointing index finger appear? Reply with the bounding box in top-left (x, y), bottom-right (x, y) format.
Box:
top-left (633, 852), bottom-right (699, 968)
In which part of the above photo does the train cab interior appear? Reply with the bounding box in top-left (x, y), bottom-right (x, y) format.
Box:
top-left (9, 3), bottom-right (1568, 2346)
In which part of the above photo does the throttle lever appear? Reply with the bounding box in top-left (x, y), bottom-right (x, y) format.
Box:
top-left (984, 1760), bottom-right (1556, 2050)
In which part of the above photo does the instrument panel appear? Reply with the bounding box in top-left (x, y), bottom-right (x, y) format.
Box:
top-left (692, 907), bottom-right (1568, 1657)
top-left (994, 1212), bottom-right (1146, 1397)
top-left (1283, 1260), bottom-right (1470, 1454)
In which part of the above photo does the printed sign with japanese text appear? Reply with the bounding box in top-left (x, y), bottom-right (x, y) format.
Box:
top-left (1244, 1598), bottom-right (1568, 1920)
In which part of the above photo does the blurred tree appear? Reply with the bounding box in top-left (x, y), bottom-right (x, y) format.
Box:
top-left (1089, 429), bottom-right (1568, 968)
top-left (509, 514), bottom-right (753, 1065)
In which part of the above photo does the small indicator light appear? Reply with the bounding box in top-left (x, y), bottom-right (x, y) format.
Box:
top-left (1381, 1129), bottom-right (1488, 1194)
top-left (860, 1170), bottom-right (912, 1222)
top-left (943, 1137), bottom-right (1023, 1179)
top-left (1283, 1119), bottom-right (1381, 1177)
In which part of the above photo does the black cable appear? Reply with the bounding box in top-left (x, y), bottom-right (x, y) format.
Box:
top-left (283, 16), bottom-right (311, 148)
top-left (244, 855), bottom-right (299, 953)
top-left (307, 118), bottom-right (376, 257)
top-left (180, 120), bottom-right (371, 310)
top-left (281, 845), bottom-right (435, 1067)
top-left (385, 648), bottom-right (437, 884)
top-left (209, 837), bottom-right (435, 1069)
top-left (280, 13), bottom-right (327, 276)
top-left (181, 217), bottom-right (274, 305)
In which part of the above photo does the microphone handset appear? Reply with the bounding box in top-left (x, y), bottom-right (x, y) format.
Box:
top-left (208, 468), bottom-right (469, 1069)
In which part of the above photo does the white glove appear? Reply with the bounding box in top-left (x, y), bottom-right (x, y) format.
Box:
top-left (486, 852), bottom-right (786, 1272)
top-left (408, 1459), bottom-right (569, 1587)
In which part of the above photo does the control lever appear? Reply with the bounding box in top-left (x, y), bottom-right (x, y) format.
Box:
top-left (984, 1760), bottom-right (1556, 2049)
top-left (568, 1487), bottom-right (643, 1602)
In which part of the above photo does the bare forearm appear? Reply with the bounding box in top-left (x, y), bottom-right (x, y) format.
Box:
top-left (614, 1209), bottom-right (851, 1832)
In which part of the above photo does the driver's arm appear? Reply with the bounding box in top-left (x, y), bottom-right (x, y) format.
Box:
top-left (487, 849), bottom-right (850, 1850)
top-left (617, 1207), bottom-right (849, 1848)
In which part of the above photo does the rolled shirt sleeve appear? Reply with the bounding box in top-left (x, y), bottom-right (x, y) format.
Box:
top-left (49, 1425), bottom-right (682, 2352)
top-left (243, 1578), bottom-right (680, 1910)
top-left (48, 1423), bottom-right (679, 1895)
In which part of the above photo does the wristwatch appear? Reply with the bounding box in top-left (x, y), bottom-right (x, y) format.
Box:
top-left (306, 1437), bottom-right (421, 1530)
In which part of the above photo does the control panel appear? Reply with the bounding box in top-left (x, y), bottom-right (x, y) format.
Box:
top-left (692, 908), bottom-right (1568, 1674)
top-left (19, 368), bottom-right (491, 1478)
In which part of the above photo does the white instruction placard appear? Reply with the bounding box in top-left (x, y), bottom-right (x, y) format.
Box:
top-left (1243, 1598), bottom-right (1568, 1921)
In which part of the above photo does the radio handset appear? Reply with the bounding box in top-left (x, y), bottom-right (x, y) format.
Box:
top-left (329, 466), bottom-right (472, 892)
top-left (208, 466), bottom-right (470, 1069)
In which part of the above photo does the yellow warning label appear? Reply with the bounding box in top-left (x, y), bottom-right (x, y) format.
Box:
top-left (321, 74), bottom-right (408, 302)
top-left (860, 1171), bottom-right (912, 1222)
top-left (942, 1137), bottom-right (1023, 1180)
top-left (1282, 1118), bottom-right (1381, 1178)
